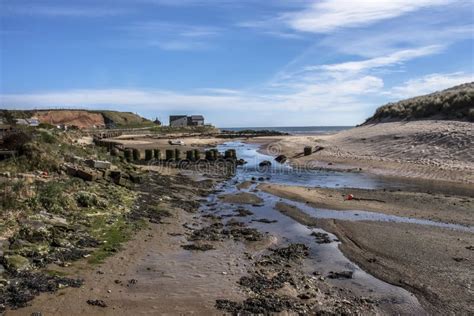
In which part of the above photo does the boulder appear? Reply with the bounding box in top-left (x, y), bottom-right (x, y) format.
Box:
top-left (18, 221), bottom-right (52, 243)
top-left (259, 160), bottom-right (272, 167)
top-left (275, 155), bottom-right (287, 163)
top-left (90, 160), bottom-right (111, 170)
top-left (128, 173), bottom-right (143, 184)
top-left (76, 168), bottom-right (101, 181)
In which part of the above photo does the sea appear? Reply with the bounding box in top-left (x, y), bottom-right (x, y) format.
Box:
top-left (219, 126), bottom-right (352, 135)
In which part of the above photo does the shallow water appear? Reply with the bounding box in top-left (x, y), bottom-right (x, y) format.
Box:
top-left (204, 180), bottom-right (426, 314)
top-left (218, 142), bottom-right (422, 190)
top-left (197, 141), bottom-right (474, 314)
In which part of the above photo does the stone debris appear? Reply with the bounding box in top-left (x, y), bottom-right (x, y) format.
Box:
top-left (311, 231), bottom-right (332, 244)
top-left (86, 299), bottom-right (107, 308)
top-left (85, 159), bottom-right (111, 170)
top-left (0, 272), bottom-right (82, 311)
top-left (181, 244), bottom-right (215, 251)
top-left (258, 160), bottom-right (272, 167)
top-left (275, 155), bottom-right (287, 163)
top-left (327, 271), bottom-right (354, 279)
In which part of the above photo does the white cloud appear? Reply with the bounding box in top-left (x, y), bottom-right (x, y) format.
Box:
top-left (388, 72), bottom-right (474, 98)
top-left (316, 45), bottom-right (443, 73)
top-left (284, 0), bottom-right (452, 33)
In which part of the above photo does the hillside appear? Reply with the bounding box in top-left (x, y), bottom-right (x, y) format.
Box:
top-left (363, 82), bottom-right (474, 124)
top-left (0, 109), bottom-right (153, 128)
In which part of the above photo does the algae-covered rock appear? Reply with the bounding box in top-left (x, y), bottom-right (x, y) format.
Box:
top-left (17, 221), bottom-right (52, 243)
top-left (128, 173), bottom-right (143, 184)
top-left (4, 255), bottom-right (32, 272)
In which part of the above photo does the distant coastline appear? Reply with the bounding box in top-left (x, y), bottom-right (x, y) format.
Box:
top-left (220, 126), bottom-right (352, 135)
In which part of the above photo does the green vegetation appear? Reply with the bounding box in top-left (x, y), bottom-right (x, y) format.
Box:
top-left (363, 82), bottom-right (474, 124)
top-left (87, 217), bottom-right (145, 264)
top-left (0, 126), bottom-right (143, 275)
top-left (97, 110), bottom-right (154, 128)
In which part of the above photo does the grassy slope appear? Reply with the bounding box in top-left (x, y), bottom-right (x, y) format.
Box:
top-left (363, 82), bottom-right (474, 124)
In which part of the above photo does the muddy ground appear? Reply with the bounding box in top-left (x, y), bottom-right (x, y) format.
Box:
top-left (5, 170), bottom-right (394, 315)
top-left (266, 184), bottom-right (474, 315)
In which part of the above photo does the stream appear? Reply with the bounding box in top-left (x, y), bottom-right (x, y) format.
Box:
top-left (199, 141), bottom-right (473, 314)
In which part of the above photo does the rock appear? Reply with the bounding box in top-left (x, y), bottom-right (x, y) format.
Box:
top-left (85, 159), bottom-right (111, 170)
top-left (17, 221), bottom-right (52, 243)
top-left (297, 293), bottom-right (312, 300)
top-left (259, 160), bottom-right (272, 167)
top-left (253, 218), bottom-right (277, 224)
top-left (327, 271), bottom-right (353, 279)
top-left (181, 244), bottom-right (215, 251)
top-left (0, 264), bottom-right (5, 275)
top-left (128, 173), bottom-right (143, 184)
top-left (275, 155), bottom-right (287, 163)
top-left (76, 168), bottom-right (101, 181)
top-left (87, 299), bottom-right (107, 308)
top-left (234, 208), bottom-right (253, 217)
top-left (4, 255), bottom-right (32, 272)
top-left (310, 231), bottom-right (331, 244)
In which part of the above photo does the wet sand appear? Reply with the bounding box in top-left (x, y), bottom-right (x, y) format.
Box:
top-left (258, 183), bottom-right (474, 226)
top-left (264, 183), bottom-right (474, 314)
top-left (7, 185), bottom-right (250, 315)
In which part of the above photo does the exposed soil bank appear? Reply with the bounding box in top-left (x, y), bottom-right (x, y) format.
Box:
top-left (267, 185), bottom-right (474, 315)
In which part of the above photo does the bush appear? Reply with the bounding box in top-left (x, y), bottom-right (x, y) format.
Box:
top-left (37, 182), bottom-right (69, 213)
top-left (2, 132), bottom-right (32, 151)
top-left (76, 191), bottom-right (98, 208)
top-left (39, 130), bottom-right (56, 144)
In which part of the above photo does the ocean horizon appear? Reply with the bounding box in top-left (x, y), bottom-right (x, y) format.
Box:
top-left (219, 126), bottom-right (353, 135)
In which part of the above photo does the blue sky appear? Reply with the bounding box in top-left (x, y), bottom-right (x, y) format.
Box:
top-left (0, 0), bottom-right (473, 127)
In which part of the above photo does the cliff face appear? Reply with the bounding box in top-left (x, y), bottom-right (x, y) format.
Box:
top-left (363, 82), bottom-right (474, 124)
top-left (35, 110), bottom-right (105, 128)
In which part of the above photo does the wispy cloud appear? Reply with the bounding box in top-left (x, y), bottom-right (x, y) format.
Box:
top-left (283, 0), bottom-right (453, 33)
top-left (387, 72), bottom-right (474, 98)
top-left (121, 21), bottom-right (221, 51)
top-left (315, 45), bottom-right (443, 73)
top-left (2, 4), bottom-right (129, 17)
